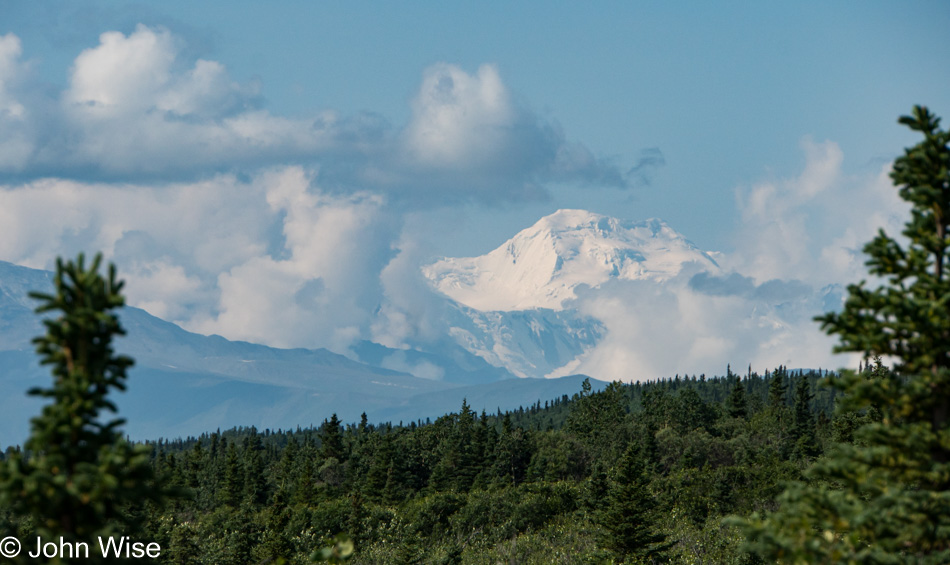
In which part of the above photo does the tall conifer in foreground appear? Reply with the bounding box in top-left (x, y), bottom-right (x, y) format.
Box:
top-left (0, 254), bottom-right (168, 563)
top-left (740, 106), bottom-right (950, 562)
top-left (598, 443), bottom-right (671, 563)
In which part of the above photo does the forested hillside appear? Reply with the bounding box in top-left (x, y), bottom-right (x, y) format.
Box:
top-left (22, 366), bottom-right (846, 564)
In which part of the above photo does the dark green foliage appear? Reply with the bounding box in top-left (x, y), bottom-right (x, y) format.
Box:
top-left (243, 432), bottom-right (267, 505)
top-left (490, 413), bottom-right (533, 487)
top-left (429, 400), bottom-right (481, 492)
top-left (320, 414), bottom-right (345, 462)
top-left (726, 367), bottom-right (748, 419)
top-left (221, 442), bottom-right (243, 506)
top-left (767, 365), bottom-right (788, 410)
top-left (673, 387), bottom-right (717, 435)
top-left (107, 367), bottom-right (830, 563)
top-left (598, 443), bottom-right (671, 562)
top-left (741, 106), bottom-right (950, 562)
top-left (791, 376), bottom-right (819, 459)
top-left (0, 254), bottom-right (172, 562)
top-left (566, 379), bottom-right (626, 466)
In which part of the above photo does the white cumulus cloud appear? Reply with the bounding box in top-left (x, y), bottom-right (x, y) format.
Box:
top-left (0, 166), bottom-right (408, 354)
top-left (546, 141), bottom-right (907, 381)
top-left (0, 26), bottom-right (630, 205)
top-left (727, 137), bottom-right (907, 286)
top-left (405, 63), bottom-right (515, 170)
top-left (0, 33), bottom-right (33, 170)
top-left (193, 167), bottom-right (398, 350)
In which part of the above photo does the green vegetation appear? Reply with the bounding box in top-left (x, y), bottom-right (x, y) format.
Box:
top-left (1, 367), bottom-right (824, 564)
top-left (0, 254), bottom-right (173, 564)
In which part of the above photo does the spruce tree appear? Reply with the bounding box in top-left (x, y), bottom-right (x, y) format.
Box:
top-left (221, 442), bottom-right (243, 506)
top-left (598, 443), bottom-right (671, 563)
top-left (364, 433), bottom-right (395, 500)
top-left (0, 254), bottom-right (170, 562)
top-left (767, 365), bottom-right (788, 410)
top-left (242, 434), bottom-right (267, 505)
top-left (726, 371), bottom-right (748, 419)
top-left (790, 375), bottom-right (819, 459)
top-left (320, 414), bottom-right (345, 462)
top-left (740, 106), bottom-right (950, 562)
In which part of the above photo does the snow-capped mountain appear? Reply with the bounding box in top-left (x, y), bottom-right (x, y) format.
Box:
top-left (440, 303), bottom-right (604, 379)
top-left (417, 208), bottom-right (846, 383)
top-left (416, 209), bottom-right (723, 379)
top-left (423, 209), bottom-right (720, 311)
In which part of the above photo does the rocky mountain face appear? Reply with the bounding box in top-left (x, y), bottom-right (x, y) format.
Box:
top-left (424, 209), bottom-right (720, 311)
top-left (420, 209), bottom-right (721, 378)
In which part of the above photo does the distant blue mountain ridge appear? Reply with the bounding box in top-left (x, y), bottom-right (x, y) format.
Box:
top-left (0, 260), bottom-right (603, 447)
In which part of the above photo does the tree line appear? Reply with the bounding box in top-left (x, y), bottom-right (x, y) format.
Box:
top-left (0, 361), bottom-right (855, 564)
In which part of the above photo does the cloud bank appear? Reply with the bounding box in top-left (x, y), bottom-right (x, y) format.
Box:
top-left (0, 168), bottom-right (409, 352)
top-left (726, 138), bottom-right (907, 287)
top-left (0, 26), bottom-right (628, 203)
top-left (556, 142), bottom-right (908, 381)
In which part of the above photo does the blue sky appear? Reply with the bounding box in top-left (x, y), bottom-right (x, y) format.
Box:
top-left (5, 1), bottom-right (947, 253)
top-left (0, 1), bottom-right (948, 376)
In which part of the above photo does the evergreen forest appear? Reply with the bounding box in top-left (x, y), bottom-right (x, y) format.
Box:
top-left (1, 363), bottom-right (846, 564)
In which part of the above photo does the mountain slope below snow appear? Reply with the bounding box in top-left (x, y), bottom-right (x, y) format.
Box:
top-left (0, 259), bottom-right (608, 444)
top-left (0, 260), bottom-right (451, 443)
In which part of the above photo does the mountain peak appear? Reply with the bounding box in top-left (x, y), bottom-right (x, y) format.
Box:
top-left (423, 210), bottom-right (719, 312)
top-left (534, 208), bottom-right (606, 230)
top-left (529, 209), bottom-right (676, 240)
